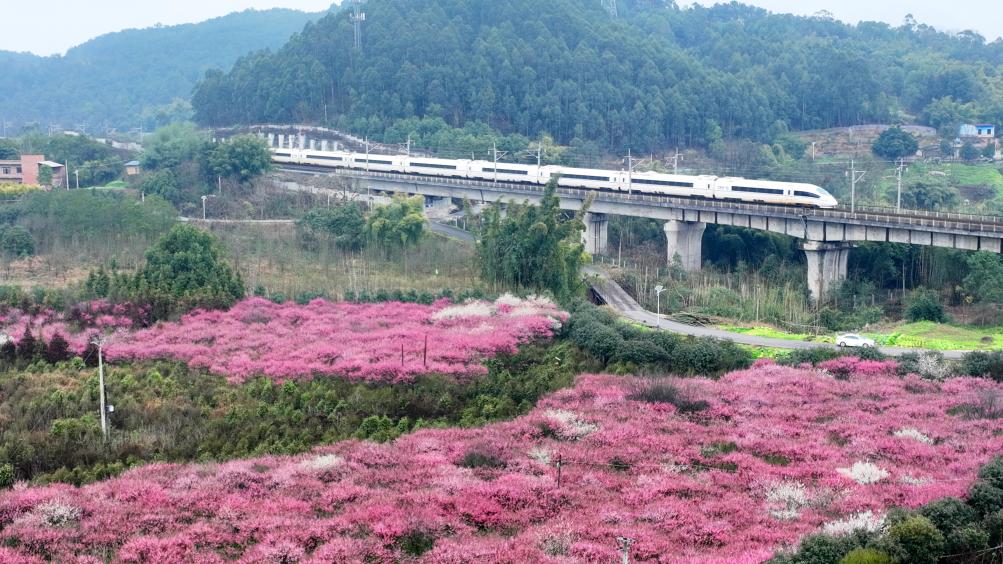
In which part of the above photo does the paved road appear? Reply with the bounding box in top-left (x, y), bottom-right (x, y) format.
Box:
top-left (427, 221), bottom-right (476, 243)
top-left (584, 266), bottom-right (970, 359)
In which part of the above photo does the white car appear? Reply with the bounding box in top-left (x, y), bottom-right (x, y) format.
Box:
top-left (836, 334), bottom-right (875, 348)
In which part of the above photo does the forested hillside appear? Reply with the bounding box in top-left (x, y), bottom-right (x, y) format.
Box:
top-left (0, 8), bottom-right (327, 131)
top-left (192, 0), bottom-right (1003, 152)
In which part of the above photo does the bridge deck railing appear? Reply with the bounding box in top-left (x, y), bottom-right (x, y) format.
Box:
top-left (317, 168), bottom-right (1003, 234)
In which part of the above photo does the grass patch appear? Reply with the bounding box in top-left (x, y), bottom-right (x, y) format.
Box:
top-left (723, 321), bottom-right (1003, 351)
top-left (209, 222), bottom-right (480, 300)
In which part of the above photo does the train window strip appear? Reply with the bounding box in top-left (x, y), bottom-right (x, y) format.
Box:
top-left (482, 168), bottom-right (529, 175)
top-left (632, 178), bottom-right (694, 188)
top-left (308, 155), bottom-right (343, 161)
top-left (273, 152), bottom-right (292, 157)
top-left (358, 159), bottom-right (393, 165)
top-left (563, 173), bottom-right (610, 182)
top-left (732, 185), bottom-right (785, 195)
top-left (411, 162), bottom-right (457, 170)
top-left (794, 190), bottom-right (821, 199)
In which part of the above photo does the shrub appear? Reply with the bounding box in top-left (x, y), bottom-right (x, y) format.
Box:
top-left (570, 321), bottom-right (624, 364)
top-left (838, 548), bottom-right (893, 564)
top-left (885, 515), bottom-right (945, 564)
top-left (905, 288), bottom-right (946, 323)
top-left (968, 457), bottom-right (1003, 517)
top-left (458, 448), bottom-right (506, 469)
top-left (614, 339), bottom-right (669, 365)
top-left (778, 347), bottom-right (842, 366)
top-left (627, 381), bottom-right (710, 413)
top-left (960, 351), bottom-right (1003, 382)
top-left (0, 462), bottom-right (13, 489)
top-left (784, 532), bottom-right (869, 564)
top-left (918, 497), bottom-right (977, 534)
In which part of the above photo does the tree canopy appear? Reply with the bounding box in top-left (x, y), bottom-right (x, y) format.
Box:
top-left (364, 196), bottom-right (426, 253)
top-left (193, 0), bottom-right (1003, 152)
top-left (872, 126), bottom-right (920, 160)
top-left (476, 179), bottom-right (586, 300)
top-left (0, 8), bottom-right (324, 130)
top-left (135, 224), bottom-right (245, 316)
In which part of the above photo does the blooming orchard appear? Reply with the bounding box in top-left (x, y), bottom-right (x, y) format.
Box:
top-left (107, 295), bottom-right (566, 383)
top-left (1, 359), bottom-right (1000, 562)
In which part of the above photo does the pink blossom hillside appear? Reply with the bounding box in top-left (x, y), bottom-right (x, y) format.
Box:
top-left (2, 361), bottom-right (1000, 562)
top-left (106, 295), bottom-right (566, 383)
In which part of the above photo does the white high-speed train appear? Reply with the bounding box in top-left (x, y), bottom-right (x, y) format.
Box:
top-left (272, 148), bottom-right (838, 209)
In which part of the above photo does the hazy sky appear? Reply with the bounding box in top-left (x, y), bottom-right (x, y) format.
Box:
top-left (2, 0), bottom-right (1000, 57)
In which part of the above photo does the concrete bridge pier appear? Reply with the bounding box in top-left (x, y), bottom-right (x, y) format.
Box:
top-left (424, 196), bottom-right (452, 219)
top-left (581, 212), bottom-right (609, 255)
top-left (664, 220), bottom-right (705, 271)
top-left (802, 241), bottom-right (853, 303)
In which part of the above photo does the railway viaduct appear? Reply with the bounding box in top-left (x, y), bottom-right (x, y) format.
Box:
top-left (221, 126), bottom-right (1003, 302)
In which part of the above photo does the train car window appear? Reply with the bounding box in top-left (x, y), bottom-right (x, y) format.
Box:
top-left (411, 162), bottom-right (457, 170)
top-left (482, 168), bottom-right (529, 175)
top-left (274, 152), bottom-right (291, 157)
top-left (308, 155), bottom-right (343, 161)
top-left (732, 186), bottom-right (784, 195)
top-left (794, 190), bottom-right (821, 199)
top-left (563, 173), bottom-right (610, 181)
top-left (633, 178), bottom-right (694, 187)
top-left (359, 159), bottom-right (393, 165)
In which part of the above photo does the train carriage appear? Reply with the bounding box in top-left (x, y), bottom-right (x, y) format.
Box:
top-left (348, 153), bottom-right (405, 173)
top-left (404, 157), bottom-right (471, 178)
top-left (467, 161), bottom-right (543, 184)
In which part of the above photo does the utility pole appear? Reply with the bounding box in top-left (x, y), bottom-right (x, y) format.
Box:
top-left (492, 142), bottom-right (507, 184)
top-left (616, 537), bottom-right (634, 564)
top-left (364, 138), bottom-right (370, 173)
top-left (669, 148), bottom-right (683, 174)
top-left (811, 141), bottom-right (816, 161)
top-left (626, 149), bottom-right (633, 194)
top-left (654, 285), bottom-right (665, 329)
top-left (218, 175), bottom-right (223, 196)
top-left (895, 158), bottom-right (906, 213)
top-left (848, 158), bottom-right (866, 214)
top-left (74, 169), bottom-right (79, 189)
top-left (92, 337), bottom-right (109, 442)
top-left (536, 142), bottom-right (542, 167)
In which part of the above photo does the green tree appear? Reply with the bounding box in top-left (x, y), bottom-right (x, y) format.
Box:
top-left (364, 196), bottom-right (426, 253)
top-left (872, 126), bottom-right (919, 160)
top-left (207, 134), bottom-right (272, 184)
top-left (899, 178), bottom-right (959, 211)
top-left (0, 140), bottom-right (19, 160)
top-left (37, 164), bottom-right (53, 186)
top-left (140, 123), bottom-right (210, 171)
top-left (135, 224), bottom-right (244, 316)
top-left (297, 205), bottom-right (366, 252)
top-left (139, 169), bottom-right (181, 204)
top-left (905, 288), bottom-right (946, 322)
top-left (0, 226), bottom-right (35, 258)
top-left (477, 179), bottom-right (585, 300)
top-left (960, 141), bottom-right (980, 162)
top-left (963, 252), bottom-right (1003, 305)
